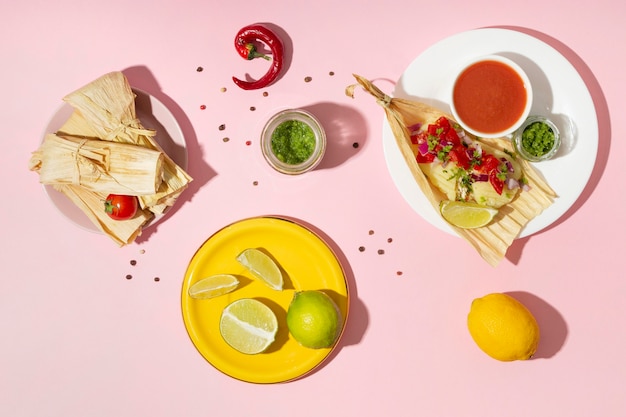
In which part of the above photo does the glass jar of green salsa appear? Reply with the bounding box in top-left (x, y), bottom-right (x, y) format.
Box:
top-left (513, 116), bottom-right (561, 162)
top-left (261, 109), bottom-right (326, 174)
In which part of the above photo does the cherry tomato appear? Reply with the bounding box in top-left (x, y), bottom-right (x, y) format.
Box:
top-left (104, 194), bottom-right (138, 220)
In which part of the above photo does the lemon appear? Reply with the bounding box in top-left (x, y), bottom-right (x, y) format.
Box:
top-left (188, 274), bottom-right (239, 300)
top-left (236, 248), bottom-right (283, 290)
top-left (286, 290), bottom-right (341, 349)
top-left (467, 293), bottom-right (540, 361)
top-left (440, 200), bottom-right (498, 229)
top-left (219, 298), bottom-right (278, 354)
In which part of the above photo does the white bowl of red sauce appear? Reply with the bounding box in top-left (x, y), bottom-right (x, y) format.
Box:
top-left (450, 55), bottom-right (532, 138)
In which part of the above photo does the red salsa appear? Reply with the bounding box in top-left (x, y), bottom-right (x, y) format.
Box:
top-left (453, 60), bottom-right (527, 134)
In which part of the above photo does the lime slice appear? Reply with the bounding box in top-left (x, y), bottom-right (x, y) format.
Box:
top-left (188, 274), bottom-right (239, 300)
top-left (219, 298), bottom-right (278, 354)
top-left (440, 200), bottom-right (499, 229)
top-left (236, 248), bottom-right (284, 290)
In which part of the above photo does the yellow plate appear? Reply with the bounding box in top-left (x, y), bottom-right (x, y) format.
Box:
top-left (181, 216), bottom-right (349, 384)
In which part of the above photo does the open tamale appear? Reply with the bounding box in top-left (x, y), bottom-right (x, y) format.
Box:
top-left (347, 74), bottom-right (556, 266)
top-left (30, 133), bottom-right (164, 195)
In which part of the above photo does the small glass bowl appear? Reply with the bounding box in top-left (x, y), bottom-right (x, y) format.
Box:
top-left (513, 116), bottom-right (561, 162)
top-left (261, 109), bottom-right (326, 175)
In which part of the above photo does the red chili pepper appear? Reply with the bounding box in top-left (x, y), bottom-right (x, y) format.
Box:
top-left (232, 24), bottom-right (284, 90)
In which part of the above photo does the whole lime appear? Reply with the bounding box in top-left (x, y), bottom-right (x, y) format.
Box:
top-left (286, 290), bottom-right (341, 349)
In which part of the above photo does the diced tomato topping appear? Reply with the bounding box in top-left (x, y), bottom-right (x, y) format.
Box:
top-left (448, 146), bottom-right (471, 170)
top-left (427, 123), bottom-right (438, 136)
top-left (444, 128), bottom-right (461, 146)
top-left (477, 154), bottom-right (499, 173)
top-left (436, 116), bottom-right (451, 131)
top-left (411, 117), bottom-right (516, 197)
top-left (416, 151), bottom-right (435, 163)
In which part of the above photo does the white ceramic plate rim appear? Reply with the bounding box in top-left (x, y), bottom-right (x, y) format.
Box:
top-left (382, 28), bottom-right (598, 237)
top-left (41, 88), bottom-right (187, 232)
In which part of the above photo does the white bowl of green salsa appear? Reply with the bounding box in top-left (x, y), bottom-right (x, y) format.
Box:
top-left (261, 109), bottom-right (326, 174)
top-left (513, 116), bottom-right (561, 162)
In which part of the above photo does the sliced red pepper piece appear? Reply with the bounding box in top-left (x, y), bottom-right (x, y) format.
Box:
top-left (489, 170), bottom-right (504, 195)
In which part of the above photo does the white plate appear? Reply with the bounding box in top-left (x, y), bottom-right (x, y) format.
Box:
top-left (42, 88), bottom-right (187, 232)
top-left (383, 28), bottom-right (598, 237)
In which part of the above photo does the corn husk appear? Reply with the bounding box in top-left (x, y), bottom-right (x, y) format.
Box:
top-left (62, 72), bottom-right (192, 213)
top-left (347, 74), bottom-right (556, 266)
top-left (53, 184), bottom-right (152, 246)
top-left (31, 71), bottom-right (192, 246)
top-left (29, 133), bottom-right (164, 195)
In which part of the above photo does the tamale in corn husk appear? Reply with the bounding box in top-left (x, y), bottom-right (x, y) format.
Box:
top-left (346, 74), bottom-right (556, 266)
top-left (62, 72), bottom-right (192, 213)
top-left (31, 71), bottom-right (192, 246)
top-left (29, 133), bottom-right (164, 195)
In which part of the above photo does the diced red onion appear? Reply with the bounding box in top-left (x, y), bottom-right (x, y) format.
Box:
top-left (501, 158), bottom-right (514, 172)
top-left (408, 123), bottom-right (422, 134)
top-left (471, 173), bottom-right (489, 182)
top-left (417, 141), bottom-right (429, 156)
top-left (506, 178), bottom-right (519, 189)
top-left (474, 144), bottom-right (482, 158)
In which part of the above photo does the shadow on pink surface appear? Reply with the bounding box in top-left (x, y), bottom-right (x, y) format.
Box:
top-left (301, 101), bottom-right (368, 170)
top-left (279, 215), bottom-right (369, 380)
top-left (505, 290), bottom-right (568, 359)
top-left (122, 65), bottom-right (217, 244)
top-left (496, 26), bottom-right (610, 237)
top-left (503, 26), bottom-right (610, 264)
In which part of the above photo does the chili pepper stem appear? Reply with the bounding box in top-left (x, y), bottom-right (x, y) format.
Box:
top-left (245, 43), bottom-right (271, 60)
top-left (251, 52), bottom-right (271, 61)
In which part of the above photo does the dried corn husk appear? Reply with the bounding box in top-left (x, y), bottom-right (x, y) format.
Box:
top-left (31, 71), bottom-right (192, 246)
top-left (62, 72), bottom-right (192, 212)
top-left (29, 133), bottom-right (164, 195)
top-left (346, 74), bottom-right (556, 266)
top-left (53, 184), bottom-right (152, 245)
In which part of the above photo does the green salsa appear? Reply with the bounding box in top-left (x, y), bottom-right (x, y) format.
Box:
top-left (521, 121), bottom-right (555, 157)
top-left (271, 120), bottom-right (316, 164)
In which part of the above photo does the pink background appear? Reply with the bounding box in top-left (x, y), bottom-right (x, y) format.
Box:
top-left (2, 1), bottom-right (624, 416)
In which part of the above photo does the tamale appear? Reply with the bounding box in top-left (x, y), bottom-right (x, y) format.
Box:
top-left (30, 133), bottom-right (164, 195)
top-left (56, 108), bottom-right (100, 139)
top-left (31, 71), bottom-right (191, 246)
top-left (347, 74), bottom-right (556, 266)
top-left (62, 72), bottom-right (192, 212)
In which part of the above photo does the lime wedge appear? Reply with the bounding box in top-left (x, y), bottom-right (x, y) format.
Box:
top-left (236, 248), bottom-right (283, 290)
top-left (188, 274), bottom-right (239, 300)
top-left (440, 200), bottom-right (498, 229)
